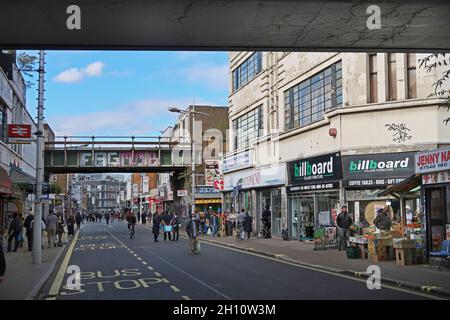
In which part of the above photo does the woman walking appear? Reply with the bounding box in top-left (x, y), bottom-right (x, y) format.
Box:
top-left (67, 214), bottom-right (75, 237)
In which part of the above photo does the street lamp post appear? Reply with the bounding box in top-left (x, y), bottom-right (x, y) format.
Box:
top-left (168, 105), bottom-right (209, 215)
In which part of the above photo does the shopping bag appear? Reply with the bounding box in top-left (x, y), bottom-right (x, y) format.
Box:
top-left (163, 225), bottom-right (173, 233)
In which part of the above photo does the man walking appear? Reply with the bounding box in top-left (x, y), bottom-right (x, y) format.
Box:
top-left (262, 205), bottom-right (271, 238)
top-left (7, 213), bottom-right (22, 252)
top-left (186, 212), bottom-right (200, 253)
top-left (152, 213), bottom-right (162, 242)
top-left (23, 214), bottom-right (34, 252)
top-left (45, 211), bottom-right (58, 248)
top-left (162, 211), bottom-right (173, 241)
top-left (170, 213), bottom-right (180, 241)
top-left (243, 212), bottom-right (253, 240)
top-left (105, 211), bottom-right (110, 226)
top-left (336, 205), bottom-right (353, 251)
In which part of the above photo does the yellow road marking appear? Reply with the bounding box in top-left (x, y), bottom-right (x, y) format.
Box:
top-left (154, 272), bottom-right (162, 277)
top-left (170, 285), bottom-right (180, 292)
top-left (48, 230), bottom-right (80, 297)
top-left (182, 296), bottom-right (191, 300)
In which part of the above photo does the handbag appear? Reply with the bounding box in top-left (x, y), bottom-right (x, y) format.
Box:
top-left (163, 225), bottom-right (173, 233)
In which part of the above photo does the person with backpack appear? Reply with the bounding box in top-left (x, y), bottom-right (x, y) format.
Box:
top-left (336, 205), bottom-right (353, 251)
top-left (23, 214), bottom-right (34, 252)
top-left (7, 213), bottom-right (22, 252)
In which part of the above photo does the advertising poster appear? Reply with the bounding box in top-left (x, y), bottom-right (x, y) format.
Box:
top-left (148, 152), bottom-right (160, 166)
top-left (134, 152), bottom-right (146, 166)
top-left (205, 160), bottom-right (220, 186)
top-left (121, 152), bottom-right (133, 166)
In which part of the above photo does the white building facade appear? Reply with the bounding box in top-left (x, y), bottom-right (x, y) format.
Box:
top-left (223, 51), bottom-right (450, 240)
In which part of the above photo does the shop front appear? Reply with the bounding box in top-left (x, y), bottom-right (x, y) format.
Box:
top-left (416, 147), bottom-right (450, 254)
top-left (287, 152), bottom-right (342, 241)
top-left (342, 152), bottom-right (417, 228)
top-left (223, 163), bottom-right (286, 237)
top-left (195, 185), bottom-right (222, 213)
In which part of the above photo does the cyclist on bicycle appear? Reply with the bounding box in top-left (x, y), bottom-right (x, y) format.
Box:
top-left (126, 211), bottom-right (137, 238)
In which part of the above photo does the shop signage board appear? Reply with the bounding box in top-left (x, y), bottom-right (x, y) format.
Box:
top-left (416, 147), bottom-right (450, 174)
top-left (7, 124), bottom-right (32, 144)
top-left (342, 152), bottom-right (415, 187)
top-left (223, 163), bottom-right (286, 191)
top-left (222, 150), bottom-right (253, 173)
top-left (195, 185), bottom-right (220, 194)
top-left (422, 170), bottom-right (450, 185)
top-left (287, 182), bottom-right (339, 192)
top-left (287, 153), bottom-right (342, 186)
top-left (177, 190), bottom-right (188, 197)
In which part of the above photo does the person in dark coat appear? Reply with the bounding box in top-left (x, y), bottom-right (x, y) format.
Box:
top-left (336, 205), bottom-right (353, 251)
top-left (162, 212), bottom-right (173, 241)
top-left (170, 214), bottom-right (180, 241)
top-left (0, 240), bottom-right (6, 284)
top-left (373, 207), bottom-right (392, 231)
top-left (243, 213), bottom-right (253, 239)
top-left (152, 213), bottom-right (162, 242)
top-left (141, 211), bottom-right (147, 225)
top-left (75, 213), bottom-right (82, 229)
top-left (7, 213), bottom-right (21, 252)
top-left (67, 214), bottom-right (75, 237)
top-left (23, 214), bottom-right (34, 252)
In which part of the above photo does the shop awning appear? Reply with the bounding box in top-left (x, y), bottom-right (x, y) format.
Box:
top-left (9, 167), bottom-right (36, 185)
top-left (195, 199), bottom-right (222, 204)
top-left (378, 174), bottom-right (421, 197)
top-left (0, 166), bottom-right (13, 196)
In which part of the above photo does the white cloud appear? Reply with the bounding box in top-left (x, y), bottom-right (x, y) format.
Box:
top-left (47, 97), bottom-right (219, 136)
top-left (53, 61), bottom-right (105, 83)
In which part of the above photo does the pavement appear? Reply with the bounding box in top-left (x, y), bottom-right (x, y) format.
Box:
top-left (36, 221), bottom-right (445, 300)
top-left (0, 232), bottom-right (70, 300)
top-left (191, 232), bottom-right (450, 298)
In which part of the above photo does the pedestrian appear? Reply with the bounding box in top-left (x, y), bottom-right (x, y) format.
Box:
top-left (262, 205), bottom-right (271, 238)
top-left (31, 217), bottom-right (46, 250)
top-left (373, 207), bottom-right (392, 231)
top-left (75, 212), bottom-right (82, 230)
top-left (105, 212), bottom-right (110, 226)
top-left (24, 214), bottom-right (34, 252)
top-left (211, 213), bottom-right (219, 237)
top-left (186, 212), bottom-right (200, 253)
top-left (152, 213), bottom-right (162, 243)
top-left (56, 213), bottom-right (65, 246)
top-left (199, 212), bottom-right (206, 235)
top-left (141, 211), bottom-right (147, 225)
top-left (0, 240), bottom-right (6, 284)
top-left (17, 215), bottom-right (25, 248)
top-left (45, 211), bottom-right (58, 248)
top-left (99, 213), bottom-right (102, 223)
top-left (170, 213), bottom-right (180, 241)
top-left (7, 213), bottom-right (22, 252)
top-left (336, 205), bottom-right (353, 251)
top-left (67, 214), bottom-right (75, 237)
top-left (243, 212), bottom-right (253, 239)
top-left (162, 211), bottom-right (173, 241)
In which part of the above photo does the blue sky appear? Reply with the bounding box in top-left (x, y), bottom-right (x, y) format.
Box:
top-left (22, 51), bottom-right (229, 136)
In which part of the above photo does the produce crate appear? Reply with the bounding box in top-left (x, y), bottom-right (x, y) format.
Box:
top-left (395, 248), bottom-right (416, 266)
top-left (393, 239), bottom-right (416, 249)
top-left (346, 246), bottom-right (361, 259)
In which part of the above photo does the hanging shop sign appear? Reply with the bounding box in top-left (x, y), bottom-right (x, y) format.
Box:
top-left (205, 160), bottom-right (221, 186)
top-left (416, 147), bottom-right (450, 174)
top-left (222, 150), bottom-right (253, 173)
top-left (214, 178), bottom-right (224, 190)
top-left (287, 152), bottom-right (342, 186)
top-left (177, 190), bottom-right (188, 197)
top-left (223, 163), bottom-right (286, 191)
top-left (342, 152), bottom-right (415, 187)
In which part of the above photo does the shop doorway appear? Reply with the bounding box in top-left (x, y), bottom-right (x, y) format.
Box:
top-left (426, 186), bottom-right (448, 252)
top-left (257, 188), bottom-right (282, 238)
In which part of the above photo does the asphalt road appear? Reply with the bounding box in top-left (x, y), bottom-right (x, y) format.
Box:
top-left (42, 221), bottom-right (438, 300)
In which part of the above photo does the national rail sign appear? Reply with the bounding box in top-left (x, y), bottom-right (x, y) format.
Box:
top-left (8, 124), bottom-right (32, 144)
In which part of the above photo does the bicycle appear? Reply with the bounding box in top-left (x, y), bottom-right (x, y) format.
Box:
top-left (129, 223), bottom-right (135, 239)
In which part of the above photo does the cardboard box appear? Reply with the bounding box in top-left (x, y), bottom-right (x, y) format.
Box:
top-left (393, 239), bottom-right (416, 249)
